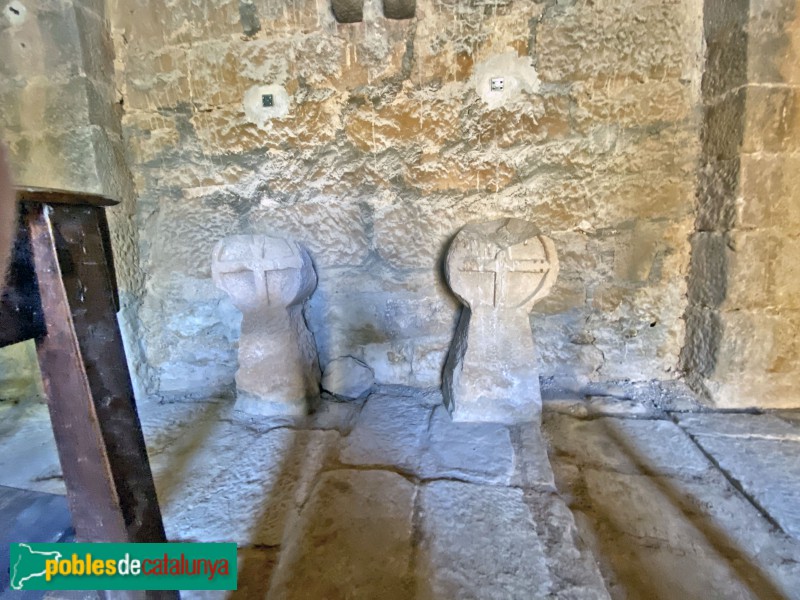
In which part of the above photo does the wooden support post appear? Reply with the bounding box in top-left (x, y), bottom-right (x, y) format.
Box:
top-left (25, 200), bottom-right (178, 599)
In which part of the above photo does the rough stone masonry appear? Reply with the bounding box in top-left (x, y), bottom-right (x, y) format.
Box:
top-left (2, 0), bottom-right (798, 410)
top-left (103, 0), bottom-right (705, 399)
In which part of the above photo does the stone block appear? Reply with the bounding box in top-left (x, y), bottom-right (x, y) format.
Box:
top-left (512, 425), bottom-right (556, 490)
top-left (773, 237), bottom-right (800, 309)
top-left (714, 309), bottom-right (800, 376)
top-left (724, 230), bottom-right (781, 310)
top-left (420, 406), bottom-right (516, 485)
top-left (695, 159), bottom-right (739, 232)
top-left (535, 1), bottom-right (700, 83)
top-left (707, 370), bottom-right (800, 408)
top-left (702, 87), bottom-right (747, 161)
top-left (686, 231), bottom-right (729, 309)
top-left (110, 0), bottom-right (241, 46)
top-left (155, 424), bottom-right (338, 546)
top-left (680, 306), bottom-right (722, 379)
top-left (73, 6), bottom-right (115, 83)
top-left (36, 3), bottom-right (84, 81)
top-left (613, 221), bottom-right (664, 283)
top-left (543, 413), bottom-right (713, 479)
top-left (523, 492), bottom-right (610, 599)
top-left (212, 234), bottom-right (320, 417)
top-left (464, 94), bottom-right (572, 148)
top-left (339, 389), bottom-right (432, 473)
top-left (416, 481), bottom-right (551, 599)
top-left (371, 200), bottom-right (456, 269)
top-left (743, 85), bottom-right (800, 154)
top-left (268, 470), bottom-right (415, 599)
top-left (321, 356), bottom-right (374, 399)
top-left (580, 468), bottom-right (773, 598)
top-left (124, 45), bottom-right (191, 111)
top-left (9, 125), bottom-right (109, 193)
top-left (676, 413), bottom-right (800, 540)
top-left (403, 153), bottom-right (516, 194)
top-left (186, 38), bottom-right (290, 110)
top-left (121, 111), bottom-right (180, 165)
top-left (574, 78), bottom-right (693, 129)
top-left (251, 0), bottom-right (330, 33)
top-left (746, 0), bottom-right (800, 86)
top-left (443, 218), bottom-right (559, 423)
top-left (702, 17), bottom-right (748, 99)
top-left (739, 153), bottom-right (800, 230)
top-left (344, 92), bottom-right (461, 154)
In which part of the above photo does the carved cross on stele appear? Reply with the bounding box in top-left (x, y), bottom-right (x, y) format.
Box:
top-left (459, 241), bottom-right (552, 308)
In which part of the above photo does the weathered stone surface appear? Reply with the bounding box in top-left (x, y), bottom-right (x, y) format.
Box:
top-left (443, 218), bottom-right (559, 423)
top-left (150, 420), bottom-right (337, 546)
top-left (546, 410), bottom-right (800, 599)
top-left (339, 388), bottom-right (432, 473)
top-left (581, 469), bottom-right (783, 599)
top-left (82, 0), bottom-right (714, 401)
top-left (0, 341), bottom-right (43, 401)
top-left (212, 234), bottom-right (320, 416)
top-left (683, 0), bottom-right (800, 409)
top-left (512, 425), bottom-right (556, 490)
top-left (0, 401), bottom-right (63, 495)
top-left (420, 406), bottom-right (516, 485)
top-left (416, 481), bottom-right (552, 599)
top-left (268, 469), bottom-right (415, 599)
top-left (321, 356), bottom-right (375, 399)
top-left (543, 413), bottom-right (713, 479)
top-left (676, 413), bottom-right (800, 540)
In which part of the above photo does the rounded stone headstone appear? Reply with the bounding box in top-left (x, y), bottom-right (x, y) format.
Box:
top-left (442, 218), bottom-right (559, 424)
top-left (212, 234), bottom-right (321, 417)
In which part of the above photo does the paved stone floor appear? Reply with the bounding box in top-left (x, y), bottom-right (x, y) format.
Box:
top-left (1, 386), bottom-right (800, 599)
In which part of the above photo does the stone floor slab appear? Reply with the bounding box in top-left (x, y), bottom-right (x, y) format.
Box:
top-left (339, 389), bottom-right (432, 473)
top-left (512, 425), bottom-right (557, 490)
top-left (523, 491), bottom-right (610, 600)
top-left (0, 402), bottom-right (63, 495)
top-left (676, 413), bottom-right (800, 540)
top-left (268, 469), bottom-right (415, 600)
top-left (544, 413), bottom-right (713, 479)
top-left (420, 406), bottom-right (515, 485)
top-left (416, 480), bottom-right (552, 600)
top-left (151, 423), bottom-right (338, 546)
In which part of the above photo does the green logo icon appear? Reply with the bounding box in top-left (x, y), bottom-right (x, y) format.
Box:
top-left (9, 543), bottom-right (237, 591)
top-left (10, 543), bottom-right (64, 590)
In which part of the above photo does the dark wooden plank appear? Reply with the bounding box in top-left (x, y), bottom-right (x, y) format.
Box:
top-left (28, 202), bottom-right (131, 544)
top-left (0, 206), bottom-right (45, 348)
top-left (15, 186), bottom-right (118, 208)
top-left (45, 204), bottom-right (168, 545)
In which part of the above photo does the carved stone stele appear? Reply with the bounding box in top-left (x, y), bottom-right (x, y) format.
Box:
top-left (212, 235), bottom-right (320, 417)
top-left (443, 218), bottom-right (559, 424)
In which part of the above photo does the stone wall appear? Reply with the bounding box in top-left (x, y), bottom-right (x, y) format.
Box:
top-left (0, 0), bottom-right (147, 398)
top-left (681, 0), bottom-right (800, 408)
top-left (108, 0), bottom-right (704, 397)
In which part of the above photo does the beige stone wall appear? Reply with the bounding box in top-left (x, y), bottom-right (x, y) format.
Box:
top-left (682, 0), bottom-right (800, 408)
top-left (0, 0), bottom-right (149, 398)
top-left (106, 0), bottom-right (705, 397)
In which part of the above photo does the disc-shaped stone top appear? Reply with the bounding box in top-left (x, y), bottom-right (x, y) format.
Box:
top-left (445, 218), bottom-right (559, 311)
top-left (212, 234), bottom-right (317, 312)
